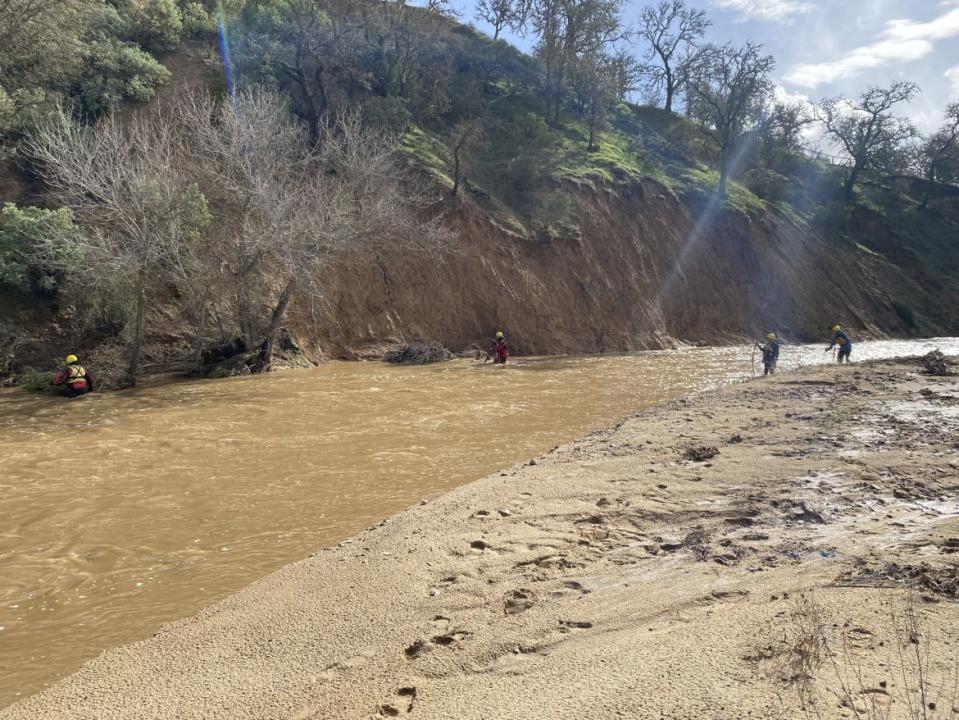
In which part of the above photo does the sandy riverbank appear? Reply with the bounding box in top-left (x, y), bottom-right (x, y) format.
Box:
top-left (4, 357), bottom-right (959, 719)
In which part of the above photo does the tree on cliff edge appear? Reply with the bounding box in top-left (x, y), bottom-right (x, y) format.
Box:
top-left (635, 0), bottom-right (710, 114)
top-left (685, 41), bottom-right (774, 199)
top-left (818, 82), bottom-right (919, 200)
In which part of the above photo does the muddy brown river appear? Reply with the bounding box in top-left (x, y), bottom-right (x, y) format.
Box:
top-left (2, 339), bottom-right (957, 707)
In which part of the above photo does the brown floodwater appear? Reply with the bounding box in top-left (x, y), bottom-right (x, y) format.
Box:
top-left (2, 338), bottom-right (958, 707)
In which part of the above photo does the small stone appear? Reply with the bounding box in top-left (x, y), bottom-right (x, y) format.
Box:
top-left (497, 508), bottom-right (512, 517)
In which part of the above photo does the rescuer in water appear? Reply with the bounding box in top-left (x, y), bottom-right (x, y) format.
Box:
top-left (756, 332), bottom-right (781, 375)
top-left (826, 325), bottom-right (853, 364)
top-left (487, 331), bottom-right (510, 365)
top-left (52, 354), bottom-right (95, 398)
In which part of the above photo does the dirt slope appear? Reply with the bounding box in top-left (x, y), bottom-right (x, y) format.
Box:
top-left (6, 356), bottom-right (958, 719)
top-left (306, 183), bottom-right (959, 359)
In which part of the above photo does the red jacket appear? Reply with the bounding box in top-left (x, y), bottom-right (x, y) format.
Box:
top-left (53, 364), bottom-right (93, 390)
top-left (491, 339), bottom-right (509, 363)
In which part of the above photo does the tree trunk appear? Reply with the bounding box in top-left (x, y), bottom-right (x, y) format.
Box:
top-left (717, 145), bottom-right (730, 199)
top-left (254, 279), bottom-right (296, 373)
top-left (451, 142), bottom-right (463, 197)
top-left (664, 72), bottom-right (674, 113)
top-left (843, 164), bottom-right (862, 199)
top-left (127, 275), bottom-right (147, 380)
top-left (587, 105), bottom-right (597, 151)
top-left (193, 302), bottom-right (207, 373)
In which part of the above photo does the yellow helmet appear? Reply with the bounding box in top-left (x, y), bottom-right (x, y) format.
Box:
top-left (495, 331), bottom-right (504, 338)
top-left (766, 333), bottom-right (776, 340)
top-left (65, 354), bottom-right (78, 364)
top-left (832, 325), bottom-right (841, 333)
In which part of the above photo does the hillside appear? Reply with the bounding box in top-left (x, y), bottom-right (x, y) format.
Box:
top-left (2, 2), bottom-right (958, 382)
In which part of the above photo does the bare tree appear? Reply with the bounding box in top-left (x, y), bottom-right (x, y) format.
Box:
top-left (179, 89), bottom-right (452, 371)
top-left (570, 49), bottom-right (641, 150)
top-left (758, 100), bottom-right (814, 168)
top-left (475, 0), bottom-right (531, 40)
top-left (531, 0), bottom-right (626, 126)
top-left (817, 81), bottom-right (920, 199)
top-left (24, 103), bottom-right (211, 380)
top-left (685, 41), bottom-right (775, 198)
top-left (917, 102), bottom-right (959, 209)
top-left (636, 0), bottom-right (710, 114)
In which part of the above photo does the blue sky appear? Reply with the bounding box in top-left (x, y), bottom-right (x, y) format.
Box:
top-left (445, 0), bottom-right (959, 133)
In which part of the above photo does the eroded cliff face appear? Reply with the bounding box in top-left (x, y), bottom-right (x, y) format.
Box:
top-left (4, 179), bottom-right (956, 380)
top-left (296, 181), bottom-right (959, 359)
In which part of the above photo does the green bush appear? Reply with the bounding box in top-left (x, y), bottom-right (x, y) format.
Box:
top-left (744, 168), bottom-right (792, 203)
top-left (127, 0), bottom-right (184, 53)
top-left (812, 201), bottom-right (850, 232)
top-left (509, 153), bottom-right (541, 192)
top-left (180, 1), bottom-right (216, 37)
top-left (362, 96), bottom-right (413, 132)
top-left (0, 204), bottom-right (82, 293)
top-left (19, 368), bottom-right (58, 393)
top-left (72, 38), bottom-right (171, 116)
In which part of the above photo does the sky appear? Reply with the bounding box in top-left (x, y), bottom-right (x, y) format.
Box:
top-left (446, 0), bottom-right (959, 134)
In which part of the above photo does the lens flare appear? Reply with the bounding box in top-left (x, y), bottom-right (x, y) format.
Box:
top-left (216, 2), bottom-right (237, 109)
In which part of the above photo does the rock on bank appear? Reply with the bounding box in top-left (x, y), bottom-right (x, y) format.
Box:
top-left (4, 357), bottom-right (959, 719)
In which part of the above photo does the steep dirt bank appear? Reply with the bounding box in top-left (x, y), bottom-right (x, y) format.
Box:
top-left (5, 356), bottom-right (958, 719)
top-left (303, 183), bottom-right (959, 359)
top-left (5, 171), bottom-right (959, 380)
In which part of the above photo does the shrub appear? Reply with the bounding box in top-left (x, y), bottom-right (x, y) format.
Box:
top-left (509, 153), bottom-right (541, 192)
top-left (744, 168), bottom-right (792, 203)
top-left (0, 203), bottom-right (82, 293)
top-left (19, 368), bottom-right (58, 393)
top-left (71, 38), bottom-right (171, 116)
top-left (180, 1), bottom-right (216, 37)
top-left (811, 201), bottom-right (850, 232)
top-left (362, 96), bottom-right (412, 132)
top-left (126, 0), bottom-right (184, 53)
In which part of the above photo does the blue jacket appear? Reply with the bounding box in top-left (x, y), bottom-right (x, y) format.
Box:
top-left (827, 330), bottom-right (852, 351)
top-left (760, 340), bottom-right (781, 363)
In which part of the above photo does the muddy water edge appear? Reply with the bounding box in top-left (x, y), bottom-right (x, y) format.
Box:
top-left (1, 339), bottom-right (957, 706)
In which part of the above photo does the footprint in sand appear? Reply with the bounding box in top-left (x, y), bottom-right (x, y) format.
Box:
top-left (558, 619), bottom-right (593, 632)
top-left (430, 614), bottom-right (451, 631)
top-left (405, 630), bottom-right (471, 659)
top-left (374, 687), bottom-right (417, 717)
top-left (427, 575), bottom-right (458, 596)
top-left (504, 588), bottom-right (535, 615)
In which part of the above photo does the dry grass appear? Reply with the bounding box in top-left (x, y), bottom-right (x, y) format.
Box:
top-left (780, 592), bottom-right (959, 720)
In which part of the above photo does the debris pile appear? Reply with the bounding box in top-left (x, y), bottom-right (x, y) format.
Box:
top-left (683, 446), bottom-right (719, 462)
top-left (920, 350), bottom-right (953, 376)
top-left (384, 342), bottom-right (452, 365)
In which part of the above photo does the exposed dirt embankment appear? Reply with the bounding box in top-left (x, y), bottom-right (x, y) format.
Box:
top-left (4, 176), bottom-right (958, 377)
top-left (304, 183), bottom-right (959, 358)
top-left (6, 357), bottom-right (959, 719)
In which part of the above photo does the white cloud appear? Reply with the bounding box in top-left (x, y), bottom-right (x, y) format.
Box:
top-left (711, 0), bottom-right (813, 22)
top-left (785, 6), bottom-right (959, 88)
top-left (947, 66), bottom-right (959, 96)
